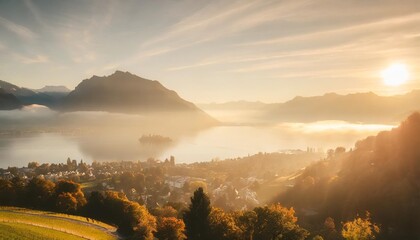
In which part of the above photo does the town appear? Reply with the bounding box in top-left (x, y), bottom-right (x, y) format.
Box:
top-left (0, 150), bottom-right (323, 212)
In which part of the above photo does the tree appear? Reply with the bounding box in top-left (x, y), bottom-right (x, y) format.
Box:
top-left (54, 180), bottom-right (86, 211)
top-left (84, 191), bottom-right (106, 219)
top-left (156, 217), bottom-right (186, 240)
top-left (342, 212), bottom-right (380, 240)
top-left (183, 187), bottom-right (212, 240)
top-left (131, 202), bottom-right (157, 240)
top-left (253, 204), bottom-right (309, 240)
top-left (321, 217), bottom-right (340, 240)
top-left (28, 162), bottom-right (39, 169)
top-left (100, 191), bottom-right (156, 238)
top-left (25, 177), bottom-right (55, 209)
top-left (209, 207), bottom-right (241, 240)
top-left (0, 179), bottom-right (15, 205)
top-left (234, 210), bottom-right (257, 240)
top-left (56, 192), bottom-right (78, 213)
top-left (151, 206), bottom-right (178, 218)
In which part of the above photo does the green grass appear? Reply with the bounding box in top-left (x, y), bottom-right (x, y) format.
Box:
top-left (0, 207), bottom-right (118, 240)
top-left (0, 222), bottom-right (85, 240)
top-left (3, 207), bottom-right (116, 231)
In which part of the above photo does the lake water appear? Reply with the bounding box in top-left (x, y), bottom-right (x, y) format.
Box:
top-left (0, 122), bottom-right (395, 168)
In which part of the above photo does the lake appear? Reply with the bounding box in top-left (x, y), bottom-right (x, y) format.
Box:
top-left (0, 121), bottom-right (395, 168)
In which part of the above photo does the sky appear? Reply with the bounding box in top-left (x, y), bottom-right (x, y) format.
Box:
top-left (0, 0), bottom-right (420, 103)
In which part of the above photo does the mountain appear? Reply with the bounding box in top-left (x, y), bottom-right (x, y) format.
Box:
top-left (35, 85), bottom-right (71, 93)
top-left (256, 91), bottom-right (419, 123)
top-left (0, 88), bottom-right (22, 110)
top-left (276, 112), bottom-right (420, 239)
top-left (59, 71), bottom-right (216, 122)
top-left (0, 80), bottom-right (64, 107)
top-left (199, 101), bottom-right (269, 111)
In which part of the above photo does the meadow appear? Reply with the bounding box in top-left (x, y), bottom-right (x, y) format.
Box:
top-left (0, 207), bottom-right (118, 240)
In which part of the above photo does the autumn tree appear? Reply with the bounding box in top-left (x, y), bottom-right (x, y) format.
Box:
top-left (151, 205), bottom-right (178, 218)
top-left (0, 179), bottom-right (15, 205)
top-left (54, 180), bottom-right (86, 212)
top-left (253, 204), bottom-right (309, 240)
top-left (25, 177), bottom-right (55, 209)
top-left (208, 207), bottom-right (241, 240)
top-left (98, 191), bottom-right (156, 238)
top-left (155, 217), bottom-right (186, 240)
top-left (341, 212), bottom-right (380, 240)
top-left (321, 217), bottom-right (340, 240)
top-left (234, 210), bottom-right (257, 240)
top-left (56, 192), bottom-right (78, 213)
top-left (183, 187), bottom-right (212, 240)
top-left (131, 203), bottom-right (157, 240)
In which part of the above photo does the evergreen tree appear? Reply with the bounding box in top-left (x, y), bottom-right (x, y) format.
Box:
top-left (183, 187), bottom-right (211, 240)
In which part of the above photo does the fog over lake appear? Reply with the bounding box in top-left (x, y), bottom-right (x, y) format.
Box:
top-left (0, 106), bottom-right (395, 168)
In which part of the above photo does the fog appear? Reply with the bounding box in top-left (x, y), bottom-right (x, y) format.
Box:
top-left (0, 106), bottom-right (395, 168)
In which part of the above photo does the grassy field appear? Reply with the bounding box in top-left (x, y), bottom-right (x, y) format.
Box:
top-left (0, 222), bottom-right (85, 240)
top-left (0, 207), bottom-right (118, 240)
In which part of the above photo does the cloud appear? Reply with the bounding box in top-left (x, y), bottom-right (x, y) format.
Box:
top-left (141, 1), bottom-right (258, 47)
top-left (15, 54), bottom-right (49, 64)
top-left (239, 12), bottom-right (420, 47)
top-left (0, 16), bottom-right (37, 40)
top-left (140, 0), bottom-right (314, 59)
top-left (165, 10), bottom-right (420, 73)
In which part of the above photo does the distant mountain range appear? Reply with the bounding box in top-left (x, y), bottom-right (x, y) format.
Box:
top-left (201, 91), bottom-right (420, 123)
top-left (266, 91), bottom-right (420, 123)
top-left (0, 80), bottom-right (67, 108)
top-left (0, 71), bottom-right (216, 126)
top-left (2, 72), bottom-right (420, 124)
top-left (34, 85), bottom-right (71, 93)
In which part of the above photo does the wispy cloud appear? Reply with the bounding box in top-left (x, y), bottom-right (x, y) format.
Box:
top-left (166, 10), bottom-right (420, 73)
top-left (14, 54), bottom-right (49, 64)
top-left (24, 0), bottom-right (48, 29)
top-left (141, 1), bottom-right (258, 47)
top-left (0, 16), bottom-right (37, 40)
top-left (140, 0), bottom-right (314, 59)
top-left (239, 12), bottom-right (420, 47)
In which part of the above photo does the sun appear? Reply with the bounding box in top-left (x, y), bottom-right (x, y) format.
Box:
top-left (381, 63), bottom-right (410, 86)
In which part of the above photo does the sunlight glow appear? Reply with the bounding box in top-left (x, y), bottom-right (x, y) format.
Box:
top-left (381, 63), bottom-right (410, 86)
top-left (281, 121), bottom-right (396, 134)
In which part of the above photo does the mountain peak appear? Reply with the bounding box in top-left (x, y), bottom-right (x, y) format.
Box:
top-left (36, 85), bottom-right (71, 93)
top-left (60, 72), bottom-right (212, 115)
top-left (113, 70), bottom-right (129, 75)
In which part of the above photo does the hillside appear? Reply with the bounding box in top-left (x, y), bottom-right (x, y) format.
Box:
top-left (266, 91), bottom-right (420, 123)
top-left (0, 88), bottom-right (22, 110)
top-left (0, 207), bottom-right (117, 240)
top-left (60, 71), bottom-right (208, 114)
top-left (276, 112), bottom-right (420, 239)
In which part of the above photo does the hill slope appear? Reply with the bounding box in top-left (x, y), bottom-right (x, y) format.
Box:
top-left (0, 207), bottom-right (117, 240)
top-left (277, 112), bottom-right (420, 239)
